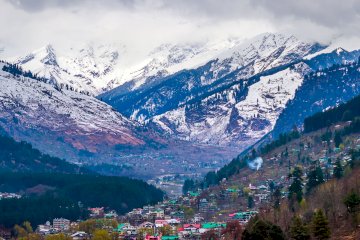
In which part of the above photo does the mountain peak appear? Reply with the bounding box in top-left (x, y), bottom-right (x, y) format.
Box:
top-left (334, 47), bottom-right (347, 55)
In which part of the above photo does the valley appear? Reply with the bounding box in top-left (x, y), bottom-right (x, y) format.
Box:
top-left (2, 1), bottom-right (360, 239)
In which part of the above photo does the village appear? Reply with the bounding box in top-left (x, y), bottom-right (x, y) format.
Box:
top-left (25, 125), bottom-right (360, 240)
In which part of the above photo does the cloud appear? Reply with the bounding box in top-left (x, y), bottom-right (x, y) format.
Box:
top-left (1, 0), bottom-right (359, 58)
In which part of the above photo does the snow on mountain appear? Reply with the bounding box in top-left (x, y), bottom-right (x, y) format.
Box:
top-left (12, 33), bottom-right (314, 97)
top-left (12, 44), bottom-right (125, 95)
top-left (10, 38), bottom-right (241, 96)
top-left (0, 62), bottom-right (148, 160)
top-left (152, 63), bottom-right (311, 146)
top-left (101, 33), bottom-right (323, 123)
top-left (271, 54), bottom-right (360, 138)
top-left (103, 34), bottom-right (360, 149)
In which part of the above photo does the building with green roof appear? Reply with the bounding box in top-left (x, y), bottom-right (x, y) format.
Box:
top-left (201, 222), bottom-right (226, 229)
top-left (161, 236), bottom-right (179, 240)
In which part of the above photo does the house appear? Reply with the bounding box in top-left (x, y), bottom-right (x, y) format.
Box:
top-left (199, 199), bottom-right (209, 213)
top-left (153, 209), bottom-right (165, 219)
top-left (105, 210), bottom-right (118, 219)
top-left (170, 211), bottom-right (184, 222)
top-left (139, 222), bottom-right (154, 229)
top-left (183, 224), bottom-right (201, 233)
top-left (88, 207), bottom-right (104, 218)
top-left (145, 235), bottom-right (161, 240)
top-left (201, 222), bottom-right (226, 230)
top-left (53, 218), bottom-right (70, 231)
top-left (116, 223), bottom-right (137, 235)
top-left (37, 221), bottom-right (52, 235)
top-left (155, 220), bottom-right (168, 228)
top-left (71, 231), bottom-right (89, 240)
top-left (229, 211), bottom-right (258, 225)
top-left (166, 219), bottom-right (181, 225)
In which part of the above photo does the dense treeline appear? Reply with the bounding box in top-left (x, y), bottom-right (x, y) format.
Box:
top-left (184, 155), bottom-right (249, 192)
top-left (304, 94), bottom-right (360, 132)
top-left (2, 63), bottom-right (44, 81)
top-left (272, 59), bottom-right (360, 138)
top-left (0, 172), bottom-right (164, 227)
top-left (0, 194), bottom-right (86, 228)
top-left (0, 130), bottom-right (164, 227)
top-left (260, 129), bottom-right (300, 155)
top-left (204, 155), bottom-right (248, 186)
top-left (261, 150), bottom-right (360, 239)
top-left (1, 62), bottom-right (91, 95)
top-left (192, 93), bottom-right (360, 190)
top-left (0, 133), bottom-right (89, 174)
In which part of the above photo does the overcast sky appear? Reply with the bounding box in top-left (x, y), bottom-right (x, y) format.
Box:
top-left (1, 0), bottom-right (360, 59)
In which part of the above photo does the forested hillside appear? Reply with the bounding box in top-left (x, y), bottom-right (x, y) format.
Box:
top-left (0, 132), bottom-right (164, 228)
top-left (0, 132), bottom-right (89, 174)
top-left (182, 93), bottom-right (360, 239)
top-left (191, 92), bottom-right (360, 189)
top-left (304, 94), bottom-right (360, 132)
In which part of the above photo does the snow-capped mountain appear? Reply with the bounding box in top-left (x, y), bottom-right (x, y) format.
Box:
top-left (10, 38), bottom-right (241, 96)
top-left (3, 32), bottom-right (360, 177)
top-left (0, 62), bottom-right (238, 178)
top-left (101, 34), bottom-right (360, 149)
top-left (0, 62), bottom-right (153, 161)
top-left (150, 62), bottom-right (311, 146)
top-left (101, 33), bottom-right (324, 122)
top-left (13, 44), bottom-right (124, 95)
top-left (271, 50), bottom-right (360, 138)
top-left (151, 48), bottom-right (360, 147)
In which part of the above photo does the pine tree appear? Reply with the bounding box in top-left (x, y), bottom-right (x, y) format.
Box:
top-left (289, 215), bottom-right (310, 240)
top-left (248, 195), bottom-right (254, 209)
top-left (272, 187), bottom-right (281, 210)
top-left (333, 159), bottom-right (343, 179)
top-left (306, 165), bottom-right (324, 193)
top-left (334, 132), bottom-right (342, 148)
top-left (242, 218), bottom-right (285, 240)
top-left (343, 191), bottom-right (360, 214)
top-left (311, 209), bottom-right (331, 240)
top-left (221, 221), bottom-right (242, 240)
top-left (288, 167), bottom-right (304, 203)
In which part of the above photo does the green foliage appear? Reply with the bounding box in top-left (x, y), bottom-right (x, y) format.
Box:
top-left (92, 229), bottom-right (111, 240)
top-left (272, 187), bottom-right (281, 210)
top-left (0, 172), bottom-right (163, 227)
top-left (78, 219), bottom-right (117, 234)
top-left (311, 209), bottom-right (331, 240)
top-left (0, 133), bottom-right (90, 174)
top-left (320, 131), bottom-right (332, 142)
top-left (137, 228), bottom-right (154, 240)
top-left (44, 233), bottom-right (72, 240)
top-left (158, 225), bottom-right (172, 236)
top-left (288, 167), bottom-right (304, 203)
top-left (242, 217), bottom-right (285, 240)
top-left (304, 94), bottom-right (360, 133)
top-left (182, 179), bottom-right (196, 194)
top-left (247, 195), bottom-right (254, 209)
top-left (289, 216), bottom-right (310, 240)
top-left (261, 130), bottom-right (301, 155)
top-left (343, 191), bottom-right (360, 214)
top-left (1, 194), bottom-right (85, 228)
top-left (333, 132), bottom-right (342, 148)
top-left (14, 224), bottom-right (29, 238)
top-left (200, 156), bottom-right (248, 187)
top-left (349, 149), bottom-right (360, 169)
top-left (306, 165), bottom-right (324, 194)
top-left (333, 159), bottom-right (343, 179)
